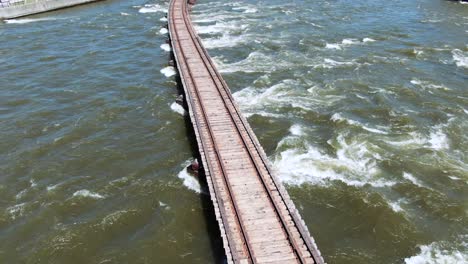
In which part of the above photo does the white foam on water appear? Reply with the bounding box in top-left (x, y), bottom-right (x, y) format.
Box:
top-left (410, 79), bottom-right (451, 91)
top-left (325, 43), bottom-right (342, 50)
top-left (307, 22), bottom-right (323, 28)
top-left (6, 203), bottom-right (26, 220)
top-left (15, 178), bottom-right (38, 199)
top-left (243, 7), bottom-right (258, 13)
top-left (160, 43), bottom-right (171, 52)
top-left (159, 28), bottom-right (168, 35)
top-left (170, 102), bottom-right (186, 116)
top-left (389, 202), bottom-right (403, 212)
top-left (334, 134), bottom-right (384, 179)
top-left (386, 125), bottom-right (449, 151)
top-left (202, 34), bottom-right (246, 49)
top-left (421, 19), bottom-right (444, 23)
top-left (195, 21), bottom-right (247, 35)
top-left (414, 48), bottom-right (424, 56)
top-left (177, 160), bottom-right (201, 193)
top-left (5, 17), bottom-right (58, 24)
top-left (30, 178), bottom-right (37, 187)
top-left (232, 79), bottom-right (298, 112)
top-left (325, 38), bottom-right (362, 50)
top-left (331, 113), bottom-right (389, 134)
top-left (100, 210), bottom-right (129, 226)
top-left (363, 38), bottom-right (376, 43)
top-left (47, 184), bottom-right (59, 191)
top-left (307, 85), bottom-right (319, 95)
top-left (233, 84), bottom-right (279, 109)
top-left (160, 17), bottom-right (168, 22)
top-left (232, 6), bottom-right (258, 13)
top-left (195, 24), bottom-right (223, 35)
top-left (159, 201), bottom-right (170, 210)
top-left (138, 4), bottom-right (167, 13)
top-left (120, 12), bottom-right (130, 16)
top-left (359, 125), bottom-right (388, 135)
top-left (385, 131), bottom-right (427, 147)
top-left (192, 13), bottom-right (239, 24)
top-left (428, 126), bottom-right (449, 150)
top-left (342, 38), bottom-right (360, 45)
top-left (242, 111), bottom-right (285, 119)
top-left (15, 189), bottom-right (28, 200)
top-left (216, 51), bottom-right (289, 73)
top-left (233, 79), bottom-right (343, 116)
top-left (403, 172), bottom-right (425, 188)
top-left (289, 124), bottom-right (304, 136)
top-left (314, 58), bottom-right (358, 69)
top-left (355, 94), bottom-right (367, 100)
top-left (160, 66), bottom-right (176, 77)
top-left (452, 49), bottom-right (468, 68)
top-left (273, 132), bottom-right (394, 188)
top-left (404, 241), bottom-right (467, 264)
top-left (387, 198), bottom-right (407, 213)
top-left (73, 189), bottom-right (105, 199)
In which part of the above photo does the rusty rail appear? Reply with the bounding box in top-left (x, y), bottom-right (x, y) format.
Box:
top-left (168, 0), bottom-right (324, 263)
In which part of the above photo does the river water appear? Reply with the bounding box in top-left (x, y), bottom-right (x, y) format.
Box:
top-left (0, 0), bottom-right (467, 263)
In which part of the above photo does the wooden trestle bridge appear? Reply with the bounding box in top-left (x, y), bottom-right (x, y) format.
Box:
top-left (168, 0), bottom-right (324, 263)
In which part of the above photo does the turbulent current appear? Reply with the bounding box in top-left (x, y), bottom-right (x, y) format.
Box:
top-left (1, 0), bottom-right (467, 263)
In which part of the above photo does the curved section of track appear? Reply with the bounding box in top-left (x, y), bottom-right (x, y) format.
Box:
top-left (168, 0), bottom-right (324, 263)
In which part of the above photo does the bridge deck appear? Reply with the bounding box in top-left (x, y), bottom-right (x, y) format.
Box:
top-left (168, 0), bottom-right (324, 263)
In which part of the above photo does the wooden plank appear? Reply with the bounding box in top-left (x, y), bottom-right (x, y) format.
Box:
top-left (169, 0), bottom-right (324, 263)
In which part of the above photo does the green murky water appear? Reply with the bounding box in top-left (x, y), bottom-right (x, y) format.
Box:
top-left (1, 0), bottom-right (467, 263)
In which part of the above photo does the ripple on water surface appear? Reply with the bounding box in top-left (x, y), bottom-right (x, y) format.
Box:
top-left (1, 0), bottom-right (467, 263)
top-left (0, 0), bottom-right (220, 262)
top-left (191, 0), bottom-right (468, 263)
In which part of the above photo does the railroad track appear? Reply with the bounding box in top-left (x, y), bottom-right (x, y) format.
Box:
top-left (168, 0), bottom-right (324, 263)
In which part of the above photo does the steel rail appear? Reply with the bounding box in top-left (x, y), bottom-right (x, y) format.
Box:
top-left (170, 0), bottom-right (324, 263)
top-left (182, 4), bottom-right (323, 263)
top-left (167, 1), bottom-right (241, 262)
top-left (178, 1), bottom-right (312, 263)
top-left (185, 18), bottom-right (324, 264)
top-left (178, 3), bottom-right (311, 264)
top-left (169, 0), bottom-right (253, 263)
